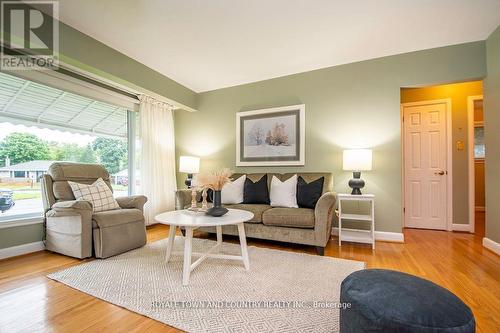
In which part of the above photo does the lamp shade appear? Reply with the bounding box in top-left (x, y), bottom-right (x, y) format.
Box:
top-left (343, 149), bottom-right (372, 171)
top-left (179, 156), bottom-right (200, 174)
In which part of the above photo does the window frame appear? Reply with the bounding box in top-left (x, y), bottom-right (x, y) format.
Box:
top-left (473, 120), bottom-right (485, 161)
top-left (127, 110), bottom-right (136, 196)
top-left (0, 74), bottom-right (139, 225)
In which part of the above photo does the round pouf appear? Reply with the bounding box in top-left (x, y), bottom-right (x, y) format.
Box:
top-left (340, 269), bottom-right (475, 333)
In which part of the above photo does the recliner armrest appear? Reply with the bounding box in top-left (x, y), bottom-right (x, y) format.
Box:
top-left (115, 195), bottom-right (148, 211)
top-left (45, 200), bottom-right (93, 259)
top-left (51, 200), bottom-right (93, 211)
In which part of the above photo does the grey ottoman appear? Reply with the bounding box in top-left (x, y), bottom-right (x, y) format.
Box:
top-left (340, 269), bottom-right (475, 333)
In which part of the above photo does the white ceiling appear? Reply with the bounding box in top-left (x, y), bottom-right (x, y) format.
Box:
top-left (57, 0), bottom-right (500, 92)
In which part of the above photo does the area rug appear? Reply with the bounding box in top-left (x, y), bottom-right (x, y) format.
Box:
top-left (48, 237), bottom-right (365, 332)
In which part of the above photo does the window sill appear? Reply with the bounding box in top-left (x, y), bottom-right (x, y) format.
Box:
top-left (0, 214), bottom-right (44, 229)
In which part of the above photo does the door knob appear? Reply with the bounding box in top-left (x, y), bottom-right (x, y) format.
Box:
top-left (435, 170), bottom-right (445, 175)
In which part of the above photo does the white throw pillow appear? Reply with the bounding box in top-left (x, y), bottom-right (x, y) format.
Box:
top-left (68, 178), bottom-right (120, 212)
top-left (221, 175), bottom-right (246, 204)
top-left (270, 175), bottom-right (298, 208)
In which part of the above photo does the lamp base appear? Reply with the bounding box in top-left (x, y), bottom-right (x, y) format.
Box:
top-left (348, 171), bottom-right (365, 195)
top-left (185, 174), bottom-right (193, 188)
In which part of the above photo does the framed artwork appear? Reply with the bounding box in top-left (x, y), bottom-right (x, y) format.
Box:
top-left (236, 104), bottom-right (305, 166)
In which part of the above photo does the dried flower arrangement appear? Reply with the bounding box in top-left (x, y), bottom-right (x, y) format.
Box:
top-left (265, 122), bottom-right (289, 146)
top-left (196, 168), bottom-right (234, 191)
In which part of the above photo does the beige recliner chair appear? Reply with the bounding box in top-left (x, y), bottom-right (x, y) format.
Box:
top-left (41, 162), bottom-right (147, 259)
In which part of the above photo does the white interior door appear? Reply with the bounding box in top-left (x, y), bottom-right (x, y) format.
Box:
top-left (403, 102), bottom-right (448, 230)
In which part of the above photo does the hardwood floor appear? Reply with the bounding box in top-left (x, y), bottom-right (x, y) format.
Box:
top-left (1, 214), bottom-right (498, 332)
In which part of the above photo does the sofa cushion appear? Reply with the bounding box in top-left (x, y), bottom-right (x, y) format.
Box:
top-left (223, 204), bottom-right (271, 223)
top-left (270, 175), bottom-right (298, 208)
top-left (297, 176), bottom-right (324, 209)
top-left (262, 207), bottom-right (315, 228)
top-left (283, 172), bottom-right (332, 194)
top-left (221, 175), bottom-right (246, 204)
top-left (92, 208), bottom-right (144, 228)
top-left (233, 173), bottom-right (274, 188)
top-left (243, 174), bottom-right (270, 204)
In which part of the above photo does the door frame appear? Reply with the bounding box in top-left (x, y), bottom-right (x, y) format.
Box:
top-left (400, 99), bottom-right (453, 231)
top-left (467, 95), bottom-right (483, 234)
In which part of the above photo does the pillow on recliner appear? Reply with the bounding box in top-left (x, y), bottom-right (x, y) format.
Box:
top-left (68, 178), bottom-right (120, 212)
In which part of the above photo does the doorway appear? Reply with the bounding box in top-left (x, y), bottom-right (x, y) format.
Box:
top-left (401, 81), bottom-right (483, 232)
top-left (401, 99), bottom-right (452, 230)
top-left (467, 96), bottom-right (485, 235)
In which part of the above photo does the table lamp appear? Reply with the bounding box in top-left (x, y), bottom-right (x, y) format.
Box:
top-left (179, 155), bottom-right (200, 188)
top-left (343, 149), bottom-right (372, 195)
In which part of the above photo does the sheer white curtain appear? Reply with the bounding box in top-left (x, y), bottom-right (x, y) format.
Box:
top-left (138, 95), bottom-right (177, 225)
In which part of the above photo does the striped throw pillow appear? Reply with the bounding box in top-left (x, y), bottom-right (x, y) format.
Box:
top-left (68, 178), bottom-right (120, 212)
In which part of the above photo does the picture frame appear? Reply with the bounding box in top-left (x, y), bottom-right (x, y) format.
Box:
top-left (236, 104), bottom-right (305, 166)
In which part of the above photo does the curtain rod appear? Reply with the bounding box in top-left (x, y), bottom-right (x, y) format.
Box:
top-left (1, 46), bottom-right (178, 110)
top-left (59, 61), bottom-right (176, 109)
top-left (57, 67), bottom-right (139, 101)
top-left (1, 45), bottom-right (138, 100)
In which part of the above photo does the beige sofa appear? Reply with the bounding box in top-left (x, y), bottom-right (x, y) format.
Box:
top-left (176, 172), bottom-right (336, 255)
top-left (41, 162), bottom-right (148, 259)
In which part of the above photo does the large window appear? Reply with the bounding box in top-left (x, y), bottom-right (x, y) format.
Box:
top-left (0, 72), bottom-right (137, 221)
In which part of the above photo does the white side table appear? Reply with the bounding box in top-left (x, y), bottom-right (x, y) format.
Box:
top-left (337, 193), bottom-right (375, 249)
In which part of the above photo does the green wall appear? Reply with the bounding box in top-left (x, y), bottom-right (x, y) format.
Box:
top-left (175, 42), bottom-right (486, 233)
top-left (0, 18), bottom-right (494, 249)
top-left (0, 224), bottom-right (44, 249)
top-left (58, 21), bottom-right (197, 111)
top-left (484, 25), bottom-right (500, 243)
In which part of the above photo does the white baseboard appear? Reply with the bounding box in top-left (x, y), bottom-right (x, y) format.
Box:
top-left (0, 241), bottom-right (45, 260)
top-left (331, 228), bottom-right (404, 243)
top-left (452, 223), bottom-right (472, 232)
top-left (482, 237), bottom-right (500, 255)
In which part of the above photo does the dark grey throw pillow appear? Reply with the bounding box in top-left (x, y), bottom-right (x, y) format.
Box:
top-left (243, 174), bottom-right (270, 204)
top-left (297, 176), bottom-right (324, 209)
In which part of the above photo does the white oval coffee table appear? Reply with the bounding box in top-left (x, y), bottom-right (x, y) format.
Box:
top-left (154, 208), bottom-right (254, 286)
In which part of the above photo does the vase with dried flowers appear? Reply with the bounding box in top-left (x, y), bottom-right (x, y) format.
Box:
top-left (196, 168), bottom-right (233, 217)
